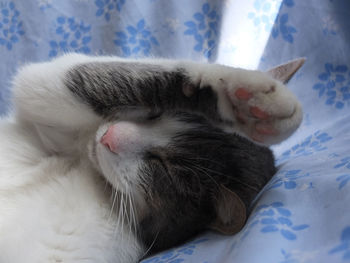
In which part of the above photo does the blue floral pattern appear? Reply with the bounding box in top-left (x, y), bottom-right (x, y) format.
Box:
top-left (243, 202), bottom-right (309, 241)
top-left (37, 0), bottom-right (52, 11)
top-left (271, 0), bottom-right (296, 43)
top-left (266, 170), bottom-right (311, 191)
top-left (322, 16), bottom-right (338, 36)
top-left (334, 157), bottom-right (350, 170)
top-left (277, 131), bottom-right (332, 163)
top-left (48, 16), bottom-right (91, 57)
top-left (329, 226), bottom-right (350, 260)
top-left (258, 202), bottom-right (309, 240)
top-left (336, 174), bottom-right (350, 190)
top-left (184, 2), bottom-right (220, 59)
top-left (334, 157), bottom-right (350, 189)
top-left (143, 238), bottom-right (209, 263)
top-left (248, 0), bottom-right (280, 33)
top-left (0, 2), bottom-right (24, 50)
top-left (114, 19), bottom-right (159, 57)
top-left (95, 0), bottom-right (125, 21)
top-left (313, 63), bottom-right (350, 109)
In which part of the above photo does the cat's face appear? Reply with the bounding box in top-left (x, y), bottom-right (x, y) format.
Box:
top-left (89, 111), bottom-right (275, 254)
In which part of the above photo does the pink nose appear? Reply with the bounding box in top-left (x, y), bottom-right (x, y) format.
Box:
top-left (100, 126), bottom-right (117, 153)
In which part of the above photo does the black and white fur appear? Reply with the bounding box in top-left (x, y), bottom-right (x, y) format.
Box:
top-left (0, 54), bottom-right (303, 262)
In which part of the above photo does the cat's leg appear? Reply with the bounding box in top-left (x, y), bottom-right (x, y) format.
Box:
top-left (47, 54), bottom-right (303, 146)
top-left (12, 53), bottom-right (104, 129)
top-left (12, 54), bottom-right (109, 154)
top-left (13, 54), bottom-right (303, 148)
top-left (73, 57), bottom-right (303, 145)
top-left (13, 53), bottom-right (197, 128)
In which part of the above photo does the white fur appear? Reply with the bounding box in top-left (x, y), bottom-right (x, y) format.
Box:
top-left (0, 121), bottom-right (143, 263)
top-left (0, 54), bottom-right (147, 263)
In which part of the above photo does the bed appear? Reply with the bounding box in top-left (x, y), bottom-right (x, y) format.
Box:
top-left (0, 0), bottom-right (349, 262)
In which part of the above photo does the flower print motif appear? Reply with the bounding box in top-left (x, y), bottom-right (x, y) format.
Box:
top-left (49, 16), bottom-right (92, 57)
top-left (0, 2), bottom-right (25, 50)
top-left (142, 238), bottom-right (208, 263)
top-left (37, 0), bottom-right (52, 11)
top-left (239, 202), bottom-right (309, 242)
top-left (114, 19), bottom-right (159, 57)
top-left (277, 130), bottom-right (332, 163)
top-left (255, 202), bottom-right (309, 240)
top-left (248, 0), bottom-right (281, 33)
top-left (329, 226), bottom-right (350, 260)
top-left (313, 63), bottom-right (350, 109)
top-left (95, 0), bottom-right (125, 21)
top-left (266, 170), bottom-right (310, 191)
top-left (336, 174), bottom-right (350, 190)
top-left (271, 0), bottom-right (296, 43)
top-left (334, 156), bottom-right (350, 169)
top-left (184, 2), bottom-right (220, 59)
top-left (322, 16), bottom-right (338, 36)
top-left (333, 157), bottom-right (350, 189)
top-left (162, 18), bottom-right (180, 35)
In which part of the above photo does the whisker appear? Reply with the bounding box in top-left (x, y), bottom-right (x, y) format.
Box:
top-left (180, 160), bottom-right (260, 192)
top-left (141, 230), bottom-right (160, 259)
top-left (128, 193), bottom-right (132, 239)
top-left (120, 193), bottom-right (125, 241)
top-left (129, 191), bottom-right (137, 235)
top-left (188, 164), bottom-right (221, 188)
top-left (109, 188), bottom-right (118, 219)
top-left (112, 189), bottom-right (121, 239)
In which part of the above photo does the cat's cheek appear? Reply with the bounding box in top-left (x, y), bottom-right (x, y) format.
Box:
top-left (87, 139), bottom-right (100, 171)
top-left (93, 137), bottom-right (145, 199)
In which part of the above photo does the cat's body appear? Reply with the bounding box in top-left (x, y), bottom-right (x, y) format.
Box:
top-left (0, 54), bottom-right (303, 263)
top-left (0, 133), bottom-right (138, 262)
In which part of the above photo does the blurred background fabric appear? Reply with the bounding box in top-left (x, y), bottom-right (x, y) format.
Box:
top-left (1, 0), bottom-right (350, 262)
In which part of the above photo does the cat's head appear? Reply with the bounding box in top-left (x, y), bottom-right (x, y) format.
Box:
top-left (89, 111), bottom-right (275, 254)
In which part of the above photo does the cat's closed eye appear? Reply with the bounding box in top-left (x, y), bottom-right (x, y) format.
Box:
top-left (146, 111), bottom-right (163, 121)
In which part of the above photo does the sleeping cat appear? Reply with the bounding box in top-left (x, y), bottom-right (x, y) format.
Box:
top-left (0, 54), bottom-right (304, 263)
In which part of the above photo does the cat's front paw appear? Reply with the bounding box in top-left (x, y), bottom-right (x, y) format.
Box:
top-left (226, 73), bottom-right (302, 145)
top-left (200, 67), bottom-right (303, 145)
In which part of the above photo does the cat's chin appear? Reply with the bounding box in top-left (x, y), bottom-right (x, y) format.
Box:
top-left (87, 137), bottom-right (148, 219)
top-left (86, 125), bottom-right (145, 200)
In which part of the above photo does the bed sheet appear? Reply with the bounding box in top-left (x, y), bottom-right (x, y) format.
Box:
top-left (0, 1), bottom-right (349, 262)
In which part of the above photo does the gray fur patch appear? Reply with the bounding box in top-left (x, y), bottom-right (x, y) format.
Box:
top-left (65, 62), bottom-right (220, 120)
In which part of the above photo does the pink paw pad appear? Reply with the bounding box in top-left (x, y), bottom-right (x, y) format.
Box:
top-left (249, 106), bottom-right (270, 120)
top-left (234, 88), bottom-right (253, 100)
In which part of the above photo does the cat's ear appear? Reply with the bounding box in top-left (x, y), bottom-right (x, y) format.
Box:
top-left (266, 57), bottom-right (306, 84)
top-left (210, 185), bottom-right (247, 235)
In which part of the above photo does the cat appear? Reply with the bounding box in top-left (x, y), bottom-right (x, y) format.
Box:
top-left (0, 53), bottom-right (304, 263)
